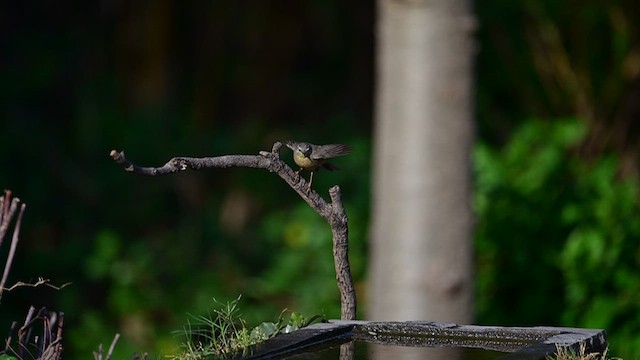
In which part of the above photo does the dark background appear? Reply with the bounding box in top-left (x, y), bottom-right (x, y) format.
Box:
top-left (2, 1), bottom-right (640, 358)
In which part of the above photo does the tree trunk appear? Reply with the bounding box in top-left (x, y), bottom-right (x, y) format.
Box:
top-left (368, 0), bottom-right (476, 323)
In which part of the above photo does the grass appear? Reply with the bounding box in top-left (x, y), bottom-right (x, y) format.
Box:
top-left (548, 343), bottom-right (619, 360)
top-left (169, 296), bottom-right (324, 360)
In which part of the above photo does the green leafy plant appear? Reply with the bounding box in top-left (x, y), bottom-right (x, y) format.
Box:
top-left (170, 296), bottom-right (324, 360)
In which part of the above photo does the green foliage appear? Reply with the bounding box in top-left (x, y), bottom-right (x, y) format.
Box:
top-left (559, 159), bottom-right (640, 356)
top-left (251, 205), bottom-right (339, 314)
top-left (170, 296), bottom-right (324, 360)
top-left (475, 119), bottom-right (640, 358)
top-left (475, 119), bottom-right (583, 325)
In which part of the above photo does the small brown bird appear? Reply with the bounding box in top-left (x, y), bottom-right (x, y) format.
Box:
top-left (285, 141), bottom-right (352, 189)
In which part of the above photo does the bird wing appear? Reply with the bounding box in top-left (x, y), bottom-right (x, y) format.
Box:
top-left (284, 141), bottom-right (296, 150)
top-left (311, 144), bottom-right (352, 159)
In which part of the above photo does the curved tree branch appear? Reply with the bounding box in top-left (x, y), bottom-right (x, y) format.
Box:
top-left (109, 141), bottom-right (356, 320)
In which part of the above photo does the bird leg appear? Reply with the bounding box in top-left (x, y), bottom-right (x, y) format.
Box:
top-left (294, 168), bottom-right (313, 190)
top-left (294, 167), bottom-right (312, 189)
top-left (308, 171), bottom-right (314, 190)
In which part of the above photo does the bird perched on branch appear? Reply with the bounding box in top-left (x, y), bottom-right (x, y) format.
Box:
top-left (285, 141), bottom-right (352, 189)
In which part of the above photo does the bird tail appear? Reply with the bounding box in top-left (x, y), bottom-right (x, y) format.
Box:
top-left (322, 162), bottom-right (341, 171)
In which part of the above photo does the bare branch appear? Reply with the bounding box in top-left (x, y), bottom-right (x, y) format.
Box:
top-left (328, 186), bottom-right (356, 320)
top-left (1, 277), bottom-right (71, 292)
top-left (109, 150), bottom-right (274, 175)
top-left (109, 142), bottom-right (357, 320)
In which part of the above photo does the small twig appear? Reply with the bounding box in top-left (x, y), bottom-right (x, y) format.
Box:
top-left (5, 321), bottom-right (17, 352)
top-left (105, 333), bottom-right (121, 360)
top-left (0, 191), bottom-right (21, 248)
top-left (17, 306), bottom-right (37, 358)
top-left (40, 310), bottom-right (51, 357)
top-left (0, 193), bottom-right (5, 229)
top-left (109, 142), bottom-right (357, 320)
top-left (54, 312), bottom-right (64, 359)
top-left (1, 277), bottom-right (71, 292)
top-left (0, 203), bottom-right (26, 301)
top-left (92, 334), bottom-right (126, 360)
top-left (93, 343), bottom-right (104, 360)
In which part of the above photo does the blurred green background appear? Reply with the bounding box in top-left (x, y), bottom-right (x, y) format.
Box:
top-left (1, 1), bottom-right (640, 358)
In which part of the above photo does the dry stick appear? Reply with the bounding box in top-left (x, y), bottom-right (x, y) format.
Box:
top-left (0, 192), bottom-right (21, 248)
top-left (18, 306), bottom-right (36, 358)
top-left (2, 278), bottom-right (71, 292)
top-left (40, 312), bottom-right (50, 358)
top-left (0, 190), bottom-right (12, 226)
top-left (5, 321), bottom-right (17, 352)
top-left (0, 203), bottom-right (26, 301)
top-left (54, 312), bottom-right (64, 359)
top-left (109, 142), bottom-right (357, 320)
top-left (0, 193), bottom-right (5, 228)
top-left (105, 333), bottom-right (121, 360)
top-left (93, 344), bottom-right (103, 360)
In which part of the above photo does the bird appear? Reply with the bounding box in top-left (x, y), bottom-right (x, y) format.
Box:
top-left (285, 141), bottom-right (352, 189)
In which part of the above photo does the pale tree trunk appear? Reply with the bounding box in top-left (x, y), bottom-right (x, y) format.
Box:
top-left (368, 0), bottom-right (476, 323)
